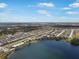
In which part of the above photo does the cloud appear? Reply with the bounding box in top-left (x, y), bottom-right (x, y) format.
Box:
top-left (0, 3), bottom-right (8, 8)
top-left (66, 11), bottom-right (79, 14)
top-left (63, 7), bottom-right (71, 10)
top-left (38, 2), bottom-right (54, 7)
top-left (0, 13), bottom-right (79, 22)
top-left (63, 2), bottom-right (79, 10)
top-left (63, 2), bottom-right (79, 14)
top-left (69, 2), bottom-right (79, 7)
top-left (37, 10), bottom-right (48, 14)
top-left (0, 13), bottom-right (38, 22)
top-left (37, 10), bottom-right (51, 16)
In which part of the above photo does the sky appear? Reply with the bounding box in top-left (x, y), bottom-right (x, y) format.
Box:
top-left (0, 0), bottom-right (79, 22)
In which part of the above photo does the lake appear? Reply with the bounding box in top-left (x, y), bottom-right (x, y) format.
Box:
top-left (8, 40), bottom-right (79, 59)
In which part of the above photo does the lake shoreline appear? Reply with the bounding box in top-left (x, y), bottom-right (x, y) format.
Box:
top-left (1, 39), bottom-right (79, 59)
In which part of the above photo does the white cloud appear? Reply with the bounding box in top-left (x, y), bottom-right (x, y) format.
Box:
top-left (63, 1), bottom-right (79, 10)
top-left (0, 13), bottom-right (79, 22)
top-left (63, 2), bottom-right (79, 14)
top-left (37, 10), bottom-right (51, 16)
top-left (38, 2), bottom-right (54, 7)
top-left (63, 7), bottom-right (71, 10)
top-left (37, 10), bottom-right (48, 14)
top-left (66, 11), bottom-right (79, 14)
top-left (69, 2), bottom-right (79, 7)
top-left (0, 3), bottom-right (8, 8)
top-left (0, 13), bottom-right (38, 22)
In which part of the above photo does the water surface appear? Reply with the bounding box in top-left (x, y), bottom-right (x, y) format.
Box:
top-left (8, 40), bottom-right (79, 59)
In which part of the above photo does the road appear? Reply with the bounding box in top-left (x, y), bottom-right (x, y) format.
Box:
top-left (56, 30), bottom-right (65, 37)
top-left (69, 29), bottom-right (74, 38)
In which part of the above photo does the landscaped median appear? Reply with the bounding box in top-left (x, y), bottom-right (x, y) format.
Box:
top-left (69, 32), bottom-right (79, 46)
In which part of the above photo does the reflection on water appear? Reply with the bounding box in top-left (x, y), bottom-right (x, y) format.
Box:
top-left (8, 40), bottom-right (79, 59)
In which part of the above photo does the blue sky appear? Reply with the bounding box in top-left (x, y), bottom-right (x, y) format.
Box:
top-left (0, 0), bottom-right (79, 22)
